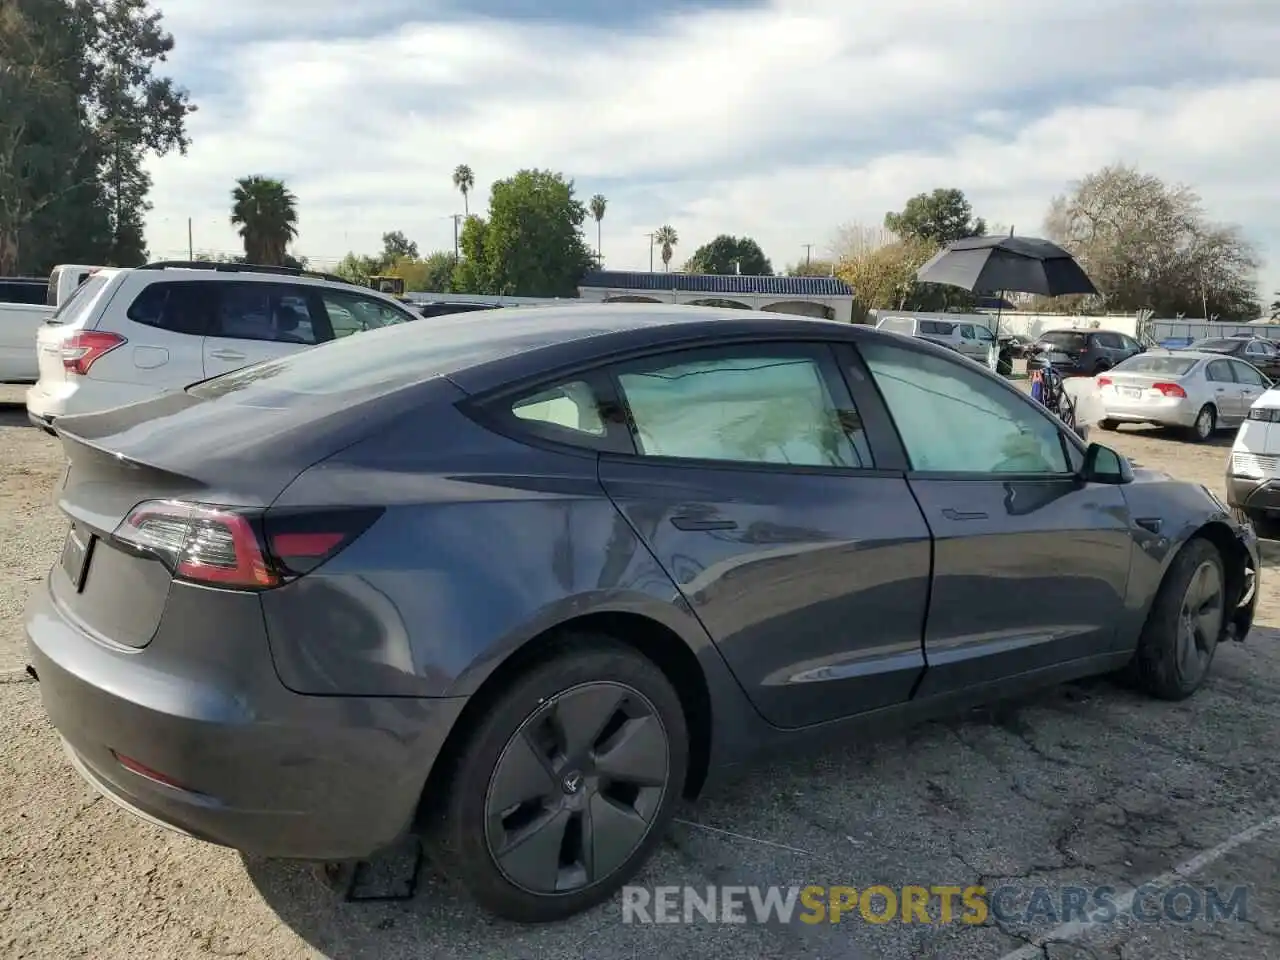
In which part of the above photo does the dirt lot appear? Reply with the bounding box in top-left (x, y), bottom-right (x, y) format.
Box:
top-left (3, 383), bottom-right (1280, 960)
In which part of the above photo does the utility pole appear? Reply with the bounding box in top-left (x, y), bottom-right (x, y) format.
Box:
top-left (450, 214), bottom-right (463, 261)
top-left (646, 233), bottom-right (655, 272)
top-left (187, 218), bottom-right (193, 259)
top-left (802, 243), bottom-right (813, 266)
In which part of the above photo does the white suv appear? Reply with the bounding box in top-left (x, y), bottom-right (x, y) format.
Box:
top-left (26, 261), bottom-right (419, 429)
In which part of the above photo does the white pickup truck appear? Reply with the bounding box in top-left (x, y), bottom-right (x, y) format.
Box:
top-left (0, 265), bottom-right (102, 382)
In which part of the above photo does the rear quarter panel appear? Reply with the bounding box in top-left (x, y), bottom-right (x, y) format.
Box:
top-left (260, 390), bottom-right (731, 702)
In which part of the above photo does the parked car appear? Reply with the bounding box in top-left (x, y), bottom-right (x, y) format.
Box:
top-left (417, 301), bottom-right (501, 318)
top-left (1, 264), bottom-right (103, 383)
top-left (874, 315), bottom-right (997, 363)
top-left (26, 305), bottom-right (1260, 922)
top-left (1178, 337), bottom-right (1280, 381)
top-left (25, 260), bottom-right (420, 430)
top-left (1227, 385), bottom-right (1280, 532)
top-left (1031, 329), bottom-right (1144, 375)
top-left (1095, 350), bottom-right (1271, 441)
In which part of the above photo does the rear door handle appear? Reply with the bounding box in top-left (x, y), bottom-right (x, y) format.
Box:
top-left (942, 508), bottom-right (988, 521)
top-left (210, 350), bottom-right (247, 360)
top-left (670, 516), bottom-right (737, 531)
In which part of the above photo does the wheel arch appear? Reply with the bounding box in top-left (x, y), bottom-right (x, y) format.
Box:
top-left (1155, 521), bottom-right (1254, 642)
top-left (415, 610), bottom-right (714, 830)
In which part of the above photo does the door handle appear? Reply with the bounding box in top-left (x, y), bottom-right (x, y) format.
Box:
top-left (670, 516), bottom-right (737, 531)
top-left (942, 508), bottom-right (987, 521)
top-left (210, 350), bottom-right (247, 360)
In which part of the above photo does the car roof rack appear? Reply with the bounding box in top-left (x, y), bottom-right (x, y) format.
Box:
top-left (137, 260), bottom-right (357, 286)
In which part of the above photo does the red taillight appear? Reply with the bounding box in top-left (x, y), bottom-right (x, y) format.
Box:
top-left (111, 500), bottom-right (382, 589)
top-left (1096, 376), bottom-right (1112, 387)
top-left (115, 500), bottom-right (276, 588)
top-left (62, 331), bottom-right (125, 375)
top-left (1152, 382), bottom-right (1187, 398)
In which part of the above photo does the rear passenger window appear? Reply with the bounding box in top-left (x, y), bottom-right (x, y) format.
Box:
top-left (125, 281), bottom-right (213, 335)
top-left (920, 321), bottom-right (955, 336)
top-left (1205, 360), bottom-right (1234, 382)
top-left (319, 290), bottom-right (413, 338)
top-left (511, 380), bottom-right (606, 436)
top-left (213, 283), bottom-right (319, 344)
top-left (615, 348), bottom-right (872, 468)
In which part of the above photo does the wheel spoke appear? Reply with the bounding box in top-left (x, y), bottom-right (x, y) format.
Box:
top-left (586, 793), bottom-right (650, 881)
top-left (494, 807), bottom-right (572, 892)
top-left (1177, 622), bottom-right (1199, 676)
top-left (488, 732), bottom-right (557, 814)
top-left (595, 715), bottom-right (668, 789)
top-left (552, 684), bottom-right (626, 759)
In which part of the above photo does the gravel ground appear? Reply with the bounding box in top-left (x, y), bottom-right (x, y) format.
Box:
top-left (2, 382), bottom-right (1280, 960)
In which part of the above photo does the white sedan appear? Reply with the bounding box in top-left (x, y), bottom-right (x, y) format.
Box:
top-left (1094, 350), bottom-right (1271, 442)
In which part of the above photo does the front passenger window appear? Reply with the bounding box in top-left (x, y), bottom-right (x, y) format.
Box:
top-left (860, 340), bottom-right (1070, 475)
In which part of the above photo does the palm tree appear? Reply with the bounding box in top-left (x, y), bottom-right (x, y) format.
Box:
top-left (589, 194), bottom-right (607, 264)
top-left (453, 164), bottom-right (475, 216)
top-left (654, 225), bottom-right (678, 271)
top-left (230, 176), bottom-right (298, 266)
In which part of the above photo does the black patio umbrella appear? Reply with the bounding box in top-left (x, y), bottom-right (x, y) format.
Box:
top-left (915, 234), bottom-right (1098, 298)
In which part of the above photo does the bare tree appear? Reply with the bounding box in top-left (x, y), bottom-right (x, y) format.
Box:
top-left (1044, 164), bottom-right (1260, 320)
top-left (829, 222), bottom-right (898, 262)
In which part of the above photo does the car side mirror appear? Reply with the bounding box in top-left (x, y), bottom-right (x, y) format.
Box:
top-left (1079, 442), bottom-right (1133, 484)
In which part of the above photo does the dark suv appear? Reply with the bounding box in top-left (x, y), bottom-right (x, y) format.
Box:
top-left (1033, 329), bottom-right (1144, 375)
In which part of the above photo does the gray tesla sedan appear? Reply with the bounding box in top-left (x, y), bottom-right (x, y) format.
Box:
top-left (26, 305), bottom-right (1260, 922)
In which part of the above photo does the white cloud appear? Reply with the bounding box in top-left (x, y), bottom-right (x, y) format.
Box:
top-left (144, 0), bottom-right (1280, 299)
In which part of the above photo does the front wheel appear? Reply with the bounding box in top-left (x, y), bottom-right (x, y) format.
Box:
top-left (1187, 404), bottom-right (1216, 442)
top-left (1122, 538), bottom-right (1225, 700)
top-left (1098, 419), bottom-right (1119, 431)
top-left (428, 639), bottom-right (688, 922)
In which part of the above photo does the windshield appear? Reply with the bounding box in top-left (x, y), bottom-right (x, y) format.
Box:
top-left (876, 317), bottom-right (915, 334)
top-left (1114, 354), bottom-right (1198, 377)
top-left (1039, 331), bottom-right (1089, 348)
top-left (1187, 339), bottom-right (1240, 353)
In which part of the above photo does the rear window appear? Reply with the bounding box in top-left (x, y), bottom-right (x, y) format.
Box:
top-left (45, 274), bottom-right (111, 327)
top-left (1039, 331), bottom-right (1089, 349)
top-left (188, 311), bottom-right (613, 403)
top-left (876, 317), bottom-right (915, 334)
top-left (1114, 355), bottom-right (1198, 376)
top-left (919, 320), bottom-right (955, 335)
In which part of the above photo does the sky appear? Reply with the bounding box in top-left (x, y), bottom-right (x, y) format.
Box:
top-left (143, 0), bottom-right (1280, 301)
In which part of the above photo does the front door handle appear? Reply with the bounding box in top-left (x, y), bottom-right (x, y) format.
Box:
top-left (210, 350), bottom-right (247, 360)
top-left (942, 508), bottom-right (988, 521)
top-left (670, 516), bottom-right (737, 531)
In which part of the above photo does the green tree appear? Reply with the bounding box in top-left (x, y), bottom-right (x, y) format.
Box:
top-left (230, 176), bottom-right (298, 266)
top-left (589, 193), bottom-right (607, 263)
top-left (453, 164), bottom-right (475, 216)
top-left (684, 234), bottom-right (773, 275)
top-left (1045, 164), bottom-right (1260, 320)
top-left (836, 236), bottom-right (939, 317)
top-left (787, 259), bottom-right (835, 277)
top-left (654, 224), bottom-right (678, 271)
top-left (884, 188), bottom-right (986, 247)
top-left (380, 230), bottom-right (418, 262)
top-left (451, 214), bottom-right (491, 293)
top-left (457, 170), bottom-right (593, 296)
top-left (82, 0), bottom-right (195, 266)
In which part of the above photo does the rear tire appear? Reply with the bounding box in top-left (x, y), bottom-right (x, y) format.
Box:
top-left (1098, 419), bottom-right (1119, 431)
top-left (1122, 538), bottom-right (1225, 701)
top-left (1187, 404), bottom-right (1216, 442)
top-left (427, 638), bottom-right (688, 922)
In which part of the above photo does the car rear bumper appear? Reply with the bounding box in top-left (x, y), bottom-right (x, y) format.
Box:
top-left (1099, 396), bottom-right (1197, 427)
top-left (25, 578), bottom-right (468, 861)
